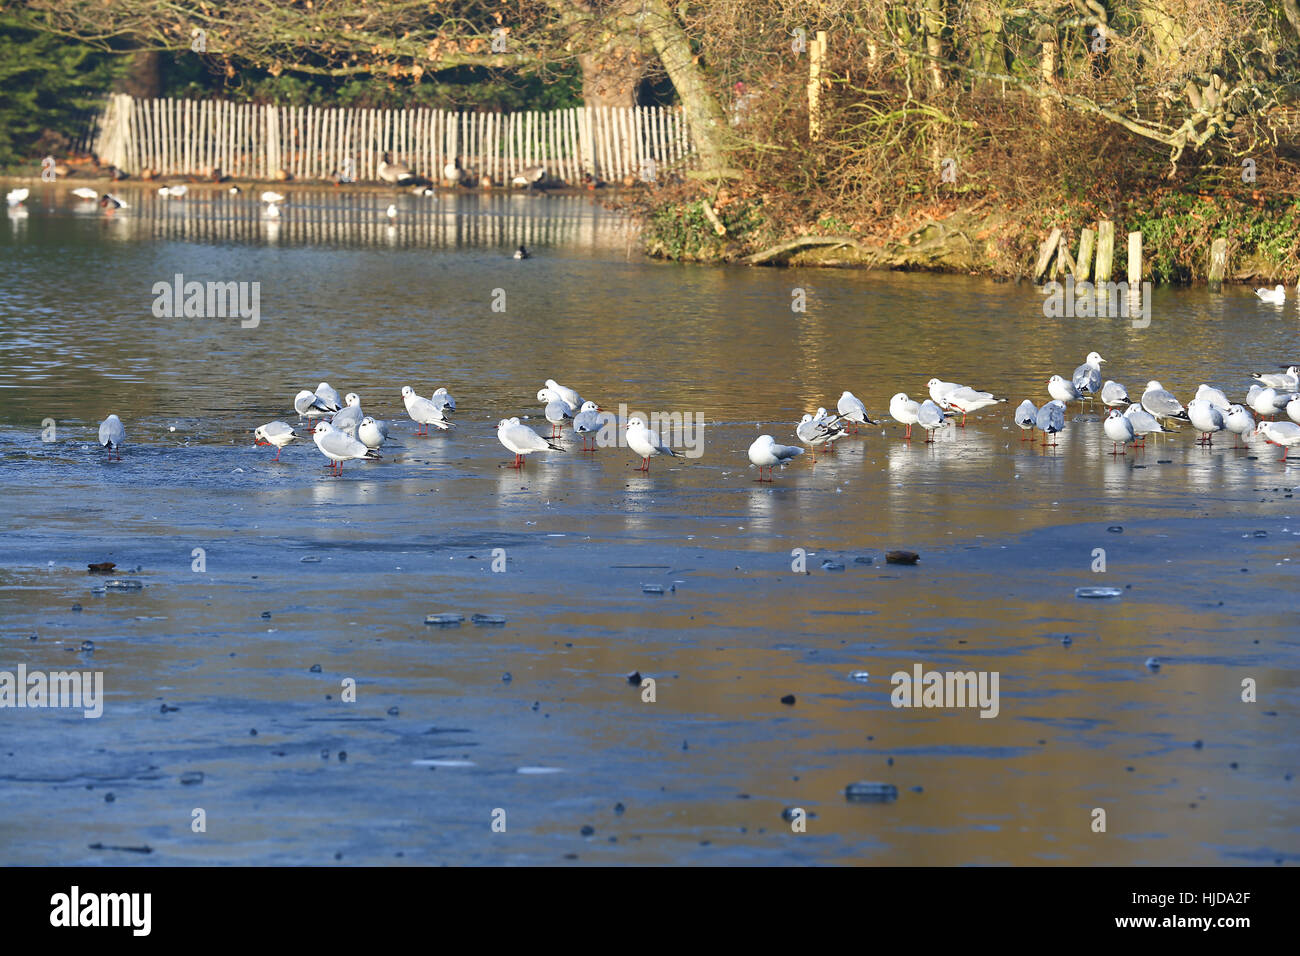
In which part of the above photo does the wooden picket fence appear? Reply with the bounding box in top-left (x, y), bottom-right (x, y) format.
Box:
top-left (92, 93), bottom-right (693, 184)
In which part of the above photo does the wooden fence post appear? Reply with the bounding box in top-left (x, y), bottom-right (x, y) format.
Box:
top-left (1127, 231), bottom-right (1142, 285)
top-left (1034, 227), bottom-right (1062, 281)
top-left (1076, 227), bottom-right (1095, 283)
top-left (1095, 221), bottom-right (1115, 283)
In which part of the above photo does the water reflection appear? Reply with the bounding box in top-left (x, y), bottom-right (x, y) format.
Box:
top-left (28, 184), bottom-right (626, 253)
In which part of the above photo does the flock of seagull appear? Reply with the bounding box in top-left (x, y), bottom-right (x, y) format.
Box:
top-left (86, 355), bottom-right (1300, 477)
top-left (246, 378), bottom-right (677, 474)
top-left (897, 351), bottom-right (1300, 460)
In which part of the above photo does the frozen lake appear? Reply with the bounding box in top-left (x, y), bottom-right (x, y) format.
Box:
top-left (0, 185), bottom-right (1296, 864)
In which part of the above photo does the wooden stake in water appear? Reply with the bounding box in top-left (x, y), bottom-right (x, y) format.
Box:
top-left (1034, 227), bottom-right (1062, 282)
top-left (1056, 234), bottom-right (1077, 279)
top-left (1127, 231), bottom-right (1142, 285)
top-left (1095, 221), bottom-right (1115, 283)
top-left (1209, 237), bottom-right (1228, 292)
top-left (1076, 227), bottom-right (1095, 283)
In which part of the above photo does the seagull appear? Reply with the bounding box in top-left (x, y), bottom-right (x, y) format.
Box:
top-left (1193, 384), bottom-right (1231, 411)
top-left (1255, 284), bottom-right (1286, 304)
top-left (626, 417), bottom-right (677, 472)
top-left (748, 434), bottom-right (803, 481)
top-left (1036, 400), bottom-right (1066, 447)
top-left (294, 389), bottom-right (334, 426)
top-left (330, 393), bottom-right (364, 438)
top-left (228, 185), bottom-right (242, 195)
top-left (1289, 396), bottom-right (1300, 425)
top-left (254, 421), bottom-right (297, 461)
top-left (926, 378), bottom-right (962, 407)
top-left (513, 245), bottom-right (531, 260)
top-left (1071, 352), bottom-right (1107, 398)
top-left (1103, 409), bottom-right (1135, 456)
top-left (572, 401), bottom-right (605, 451)
top-left (358, 417), bottom-right (389, 450)
top-left (1187, 398), bottom-right (1226, 445)
top-left (943, 386), bottom-right (1006, 427)
top-left (1100, 380), bottom-right (1131, 408)
top-left (71, 187), bottom-right (98, 200)
top-left (916, 399), bottom-right (951, 442)
top-left (1013, 400), bottom-right (1038, 441)
top-left (260, 191), bottom-right (286, 204)
top-left (1254, 420), bottom-right (1300, 460)
top-left (889, 392), bottom-right (921, 440)
top-left (542, 379), bottom-right (583, 411)
top-left (796, 413), bottom-right (843, 458)
top-left (1253, 366), bottom-right (1299, 390)
top-left (836, 391), bottom-right (876, 432)
top-left (1141, 381), bottom-right (1189, 421)
top-left (498, 416), bottom-right (560, 468)
top-left (98, 414), bottom-right (125, 459)
top-left (813, 407), bottom-right (847, 451)
top-left (386, 204), bottom-right (397, 221)
top-left (1224, 404), bottom-right (1255, 448)
top-left (158, 184), bottom-right (188, 198)
top-left (1124, 403), bottom-right (1167, 446)
top-left (313, 421), bottom-right (380, 475)
top-left (430, 387), bottom-right (456, 413)
top-left (314, 382), bottom-right (342, 412)
top-left (1048, 374), bottom-right (1080, 404)
top-left (358, 416), bottom-right (387, 450)
top-left (543, 397), bottom-right (573, 438)
top-left (401, 385), bottom-right (454, 435)
top-left (1247, 384), bottom-right (1296, 419)
top-left (6, 187), bottom-right (29, 206)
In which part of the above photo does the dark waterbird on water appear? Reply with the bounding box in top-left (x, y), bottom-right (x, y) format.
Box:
top-left (514, 245), bottom-right (531, 259)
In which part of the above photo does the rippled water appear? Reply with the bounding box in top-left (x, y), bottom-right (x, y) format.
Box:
top-left (1, 184), bottom-right (1296, 865)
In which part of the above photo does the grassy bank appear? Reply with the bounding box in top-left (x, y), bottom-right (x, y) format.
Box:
top-left (630, 183), bottom-right (1300, 284)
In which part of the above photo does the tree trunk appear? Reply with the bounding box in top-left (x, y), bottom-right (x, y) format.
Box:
top-left (578, 46), bottom-right (646, 109)
top-left (968, 1), bottom-right (1004, 86)
top-left (119, 49), bottom-right (163, 99)
top-left (921, 0), bottom-right (946, 92)
top-left (1137, 1), bottom-right (1186, 68)
top-left (1284, 0), bottom-right (1300, 43)
top-left (1039, 37), bottom-right (1057, 125)
top-left (631, 0), bottom-right (728, 173)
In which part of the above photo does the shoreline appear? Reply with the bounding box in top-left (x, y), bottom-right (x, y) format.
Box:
top-left (7, 173), bottom-right (1294, 285)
